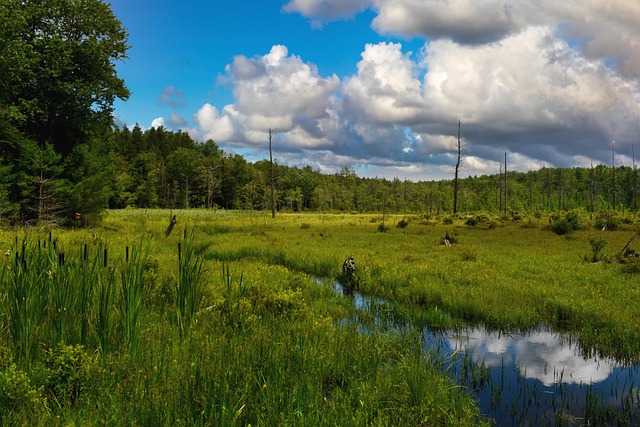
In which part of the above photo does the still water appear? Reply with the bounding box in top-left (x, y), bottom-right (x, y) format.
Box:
top-left (327, 278), bottom-right (640, 426)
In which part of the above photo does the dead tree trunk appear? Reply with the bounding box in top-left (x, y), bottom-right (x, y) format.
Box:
top-left (453, 120), bottom-right (461, 214)
top-left (269, 129), bottom-right (276, 219)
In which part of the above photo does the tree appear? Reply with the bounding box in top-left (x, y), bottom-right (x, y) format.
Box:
top-left (0, 0), bottom-right (130, 155)
top-left (165, 148), bottom-right (204, 209)
top-left (28, 142), bottom-right (67, 224)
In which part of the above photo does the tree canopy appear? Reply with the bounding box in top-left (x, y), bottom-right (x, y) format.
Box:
top-left (0, 0), bottom-right (129, 154)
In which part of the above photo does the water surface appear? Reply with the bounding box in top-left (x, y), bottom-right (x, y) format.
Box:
top-left (324, 277), bottom-right (640, 426)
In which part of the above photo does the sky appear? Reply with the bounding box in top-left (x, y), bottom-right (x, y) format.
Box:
top-left (108, 0), bottom-right (640, 181)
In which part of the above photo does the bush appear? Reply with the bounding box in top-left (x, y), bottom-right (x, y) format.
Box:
top-left (580, 236), bottom-right (609, 263)
top-left (594, 213), bottom-right (619, 231)
top-left (44, 344), bottom-right (97, 407)
top-left (0, 363), bottom-right (49, 419)
top-left (620, 258), bottom-right (640, 274)
top-left (465, 216), bottom-right (478, 226)
top-left (551, 220), bottom-right (572, 235)
top-left (552, 212), bottom-right (581, 235)
top-left (396, 218), bottom-right (409, 228)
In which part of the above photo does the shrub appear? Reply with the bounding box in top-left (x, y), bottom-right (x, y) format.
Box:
top-left (396, 218), bottom-right (409, 228)
top-left (552, 212), bottom-right (581, 235)
top-left (620, 258), bottom-right (640, 274)
top-left (594, 213), bottom-right (619, 231)
top-left (551, 220), bottom-right (572, 235)
top-left (465, 216), bottom-right (478, 226)
top-left (378, 222), bottom-right (390, 232)
top-left (44, 344), bottom-right (97, 407)
top-left (580, 236), bottom-right (609, 263)
top-left (0, 363), bottom-right (49, 419)
top-left (443, 217), bottom-right (453, 225)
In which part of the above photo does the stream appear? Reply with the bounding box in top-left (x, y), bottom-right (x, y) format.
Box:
top-left (320, 277), bottom-right (640, 426)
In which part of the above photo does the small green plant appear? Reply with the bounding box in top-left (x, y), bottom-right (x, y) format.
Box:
top-left (223, 263), bottom-right (248, 329)
top-left (0, 363), bottom-right (49, 421)
top-left (44, 344), bottom-right (96, 407)
top-left (580, 236), bottom-right (609, 263)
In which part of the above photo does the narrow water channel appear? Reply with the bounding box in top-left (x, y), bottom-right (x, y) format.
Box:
top-left (319, 277), bottom-right (640, 426)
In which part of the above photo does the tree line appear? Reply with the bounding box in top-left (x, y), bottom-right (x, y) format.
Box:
top-left (2, 121), bottom-right (639, 225)
top-left (1, 0), bottom-right (637, 226)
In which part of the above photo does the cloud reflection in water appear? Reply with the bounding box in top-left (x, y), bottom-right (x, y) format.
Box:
top-left (446, 326), bottom-right (613, 386)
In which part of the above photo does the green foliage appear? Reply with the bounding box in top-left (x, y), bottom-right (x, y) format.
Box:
top-left (580, 236), bottom-right (610, 263)
top-left (119, 241), bottom-right (149, 355)
top-left (0, 0), bottom-right (130, 155)
top-left (2, 206), bottom-right (640, 425)
top-left (43, 344), bottom-right (97, 407)
top-left (396, 217), bottom-right (410, 228)
top-left (0, 363), bottom-right (49, 421)
top-left (551, 211), bottom-right (582, 235)
top-left (594, 213), bottom-right (619, 231)
top-left (175, 229), bottom-right (204, 334)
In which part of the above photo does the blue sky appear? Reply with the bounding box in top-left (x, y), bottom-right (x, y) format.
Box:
top-left (108, 0), bottom-right (640, 181)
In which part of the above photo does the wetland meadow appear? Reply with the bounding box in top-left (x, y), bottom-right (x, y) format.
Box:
top-left (1, 209), bottom-right (640, 425)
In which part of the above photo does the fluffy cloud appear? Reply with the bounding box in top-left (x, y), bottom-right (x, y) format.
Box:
top-left (182, 1), bottom-right (640, 180)
top-left (419, 26), bottom-right (639, 165)
top-left (195, 45), bottom-right (341, 152)
top-left (343, 42), bottom-right (428, 125)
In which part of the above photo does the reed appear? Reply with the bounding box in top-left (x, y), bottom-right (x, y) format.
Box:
top-left (175, 228), bottom-right (204, 335)
top-left (118, 240), bottom-right (149, 355)
top-left (95, 246), bottom-right (115, 356)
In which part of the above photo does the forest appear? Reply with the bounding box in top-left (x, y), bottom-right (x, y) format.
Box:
top-left (1, 0), bottom-right (638, 226)
top-left (2, 120), bottom-right (639, 226)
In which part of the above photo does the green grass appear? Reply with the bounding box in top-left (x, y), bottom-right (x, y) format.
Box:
top-left (1, 208), bottom-right (638, 424)
top-left (0, 210), bottom-right (487, 425)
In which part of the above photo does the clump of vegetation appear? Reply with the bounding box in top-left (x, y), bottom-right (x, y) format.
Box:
top-left (0, 363), bottom-right (49, 423)
top-left (43, 344), bottom-right (97, 407)
top-left (594, 213), bottom-right (618, 231)
top-left (580, 236), bottom-right (610, 263)
top-left (396, 218), bottom-right (410, 228)
top-left (378, 222), bottom-right (390, 232)
top-left (465, 214), bottom-right (490, 227)
top-left (551, 211), bottom-right (581, 235)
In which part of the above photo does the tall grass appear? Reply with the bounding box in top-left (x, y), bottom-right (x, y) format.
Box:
top-left (5, 240), bottom-right (50, 363)
top-left (118, 240), bottom-right (149, 355)
top-left (176, 228), bottom-right (204, 334)
top-left (95, 246), bottom-right (115, 356)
